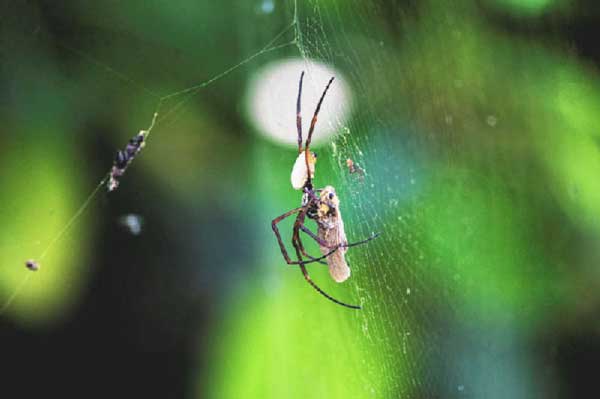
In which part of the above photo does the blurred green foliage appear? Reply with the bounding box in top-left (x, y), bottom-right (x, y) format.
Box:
top-left (485, 0), bottom-right (569, 16)
top-left (0, 131), bottom-right (91, 325)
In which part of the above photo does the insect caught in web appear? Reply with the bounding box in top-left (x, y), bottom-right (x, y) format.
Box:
top-left (1, 24), bottom-right (299, 315)
top-left (25, 260), bottom-right (40, 271)
top-left (346, 158), bottom-right (365, 181)
top-left (271, 71), bottom-right (378, 309)
top-left (108, 112), bottom-right (158, 192)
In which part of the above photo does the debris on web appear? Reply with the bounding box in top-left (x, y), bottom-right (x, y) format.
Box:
top-left (1, 20), bottom-right (298, 315)
top-left (107, 113), bottom-right (157, 192)
top-left (25, 260), bottom-right (40, 271)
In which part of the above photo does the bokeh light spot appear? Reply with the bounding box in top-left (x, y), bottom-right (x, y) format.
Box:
top-left (246, 58), bottom-right (353, 147)
top-left (488, 0), bottom-right (565, 16)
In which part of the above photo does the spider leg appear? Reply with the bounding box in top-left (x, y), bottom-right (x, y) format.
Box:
top-left (307, 232), bottom-right (380, 261)
top-left (296, 232), bottom-right (328, 265)
top-left (304, 186), bottom-right (321, 203)
top-left (291, 211), bottom-right (361, 309)
top-left (300, 226), bottom-right (379, 250)
top-left (300, 225), bottom-right (328, 247)
top-left (297, 71), bottom-right (305, 154)
top-left (304, 76), bottom-right (335, 185)
top-left (290, 208), bottom-right (331, 265)
top-left (293, 229), bottom-right (379, 265)
top-left (291, 211), bottom-right (342, 265)
top-left (344, 232), bottom-right (381, 249)
top-left (271, 207), bottom-right (331, 266)
top-left (298, 224), bottom-right (343, 260)
top-left (299, 264), bottom-right (360, 309)
top-left (290, 208), bottom-right (320, 263)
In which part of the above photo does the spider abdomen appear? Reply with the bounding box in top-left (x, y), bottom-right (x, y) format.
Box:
top-left (290, 151), bottom-right (317, 190)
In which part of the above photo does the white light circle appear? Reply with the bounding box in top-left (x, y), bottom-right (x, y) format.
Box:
top-left (246, 58), bottom-right (353, 147)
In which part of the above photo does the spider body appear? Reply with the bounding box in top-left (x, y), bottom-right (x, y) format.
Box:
top-left (271, 72), bottom-right (377, 309)
top-left (291, 151), bottom-right (317, 190)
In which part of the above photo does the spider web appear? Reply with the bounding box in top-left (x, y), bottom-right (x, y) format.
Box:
top-left (204, 1), bottom-right (427, 398)
top-left (204, 1), bottom-right (596, 398)
top-left (0, 2), bottom-right (297, 318)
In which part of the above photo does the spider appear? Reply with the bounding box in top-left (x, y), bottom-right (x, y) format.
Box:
top-left (271, 71), bottom-right (378, 309)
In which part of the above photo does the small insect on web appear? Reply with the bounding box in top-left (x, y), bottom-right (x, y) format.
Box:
top-left (25, 260), bottom-right (39, 272)
top-left (108, 112), bottom-right (158, 191)
top-left (0, 19), bottom-right (299, 315)
top-left (22, 113), bottom-right (156, 283)
top-left (346, 158), bottom-right (365, 181)
top-left (0, 114), bottom-right (159, 314)
top-left (271, 71), bottom-right (379, 310)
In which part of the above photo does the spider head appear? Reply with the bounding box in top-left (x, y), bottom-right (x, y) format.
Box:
top-left (290, 151), bottom-right (317, 190)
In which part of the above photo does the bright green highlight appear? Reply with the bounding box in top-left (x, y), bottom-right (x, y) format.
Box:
top-left (420, 168), bottom-right (553, 326)
top-left (0, 132), bottom-right (91, 325)
top-left (536, 68), bottom-right (600, 232)
top-left (487, 0), bottom-right (566, 15)
top-left (201, 269), bottom-right (410, 399)
top-left (199, 143), bottom-right (415, 398)
top-left (399, 0), bottom-right (600, 236)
